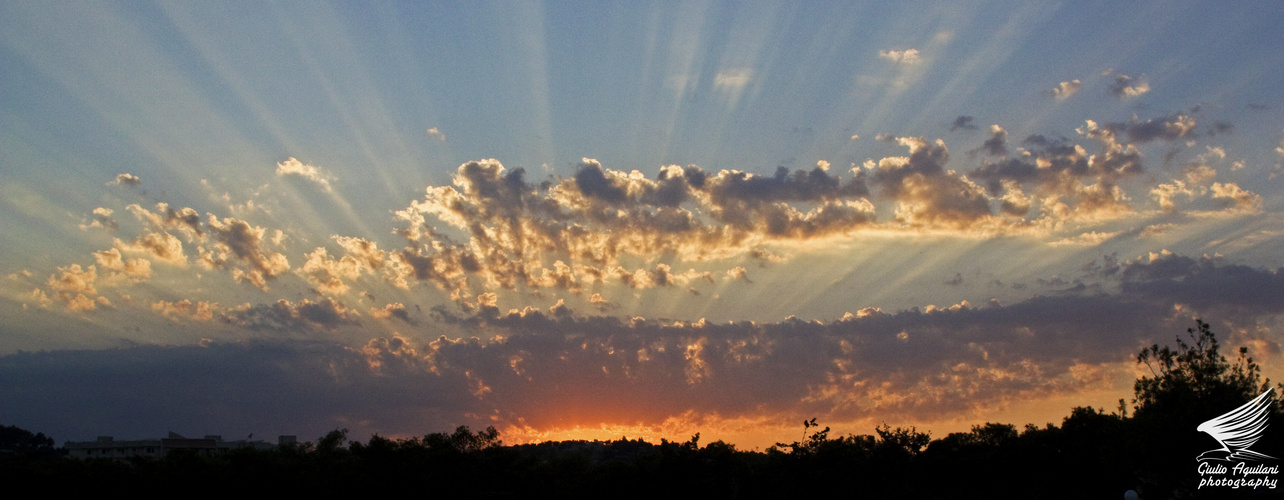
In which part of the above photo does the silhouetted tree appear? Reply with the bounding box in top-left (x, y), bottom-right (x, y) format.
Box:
top-left (0, 425), bottom-right (56, 458)
top-left (1130, 319), bottom-right (1280, 497)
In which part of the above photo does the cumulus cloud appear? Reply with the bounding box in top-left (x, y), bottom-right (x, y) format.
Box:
top-left (218, 298), bottom-right (358, 331)
top-left (200, 215), bottom-right (290, 290)
top-left (427, 127), bottom-right (446, 141)
top-left (1110, 251), bottom-right (1284, 315)
top-left (116, 232), bottom-right (186, 266)
top-left (298, 236), bottom-right (385, 295)
top-left (384, 158), bottom-right (875, 294)
top-left (725, 266), bottom-right (751, 283)
top-left (1051, 80), bottom-right (1080, 100)
top-left (152, 299), bottom-right (218, 321)
top-left (1210, 182), bottom-right (1263, 212)
top-left (978, 125), bottom-right (1007, 156)
top-left (865, 137), bottom-right (992, 226)
top-left (879, 48), bottom-right (920, 64)
top-left (53, 259), bottom-right (1262, 435)
top-left (94, 248), bottom-right (152, 283)
top-left (1108, 74), bottom-right (1150, 99)
top-left (370, 302), bottom-right (415, 324)
top-left (10, 244), bottom-right (1284, 443)
top-left (126, 203), bottom-right (202, 240)
top-left (111, 173), bottom-right (141, 187)
top-left (44, 264), bottom-right (110, 311)
top-left (1104, 114), bottom-right (1196, 143)
top-left (276, 157), bottom-right (334, 193)
top-left (80, 207), bottom-right (118, 231)
top-left (967, 117), bottom-right (1181, 223)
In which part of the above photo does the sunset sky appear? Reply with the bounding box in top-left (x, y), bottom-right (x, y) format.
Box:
top-left (3, 1), bottom-right (1284, 449)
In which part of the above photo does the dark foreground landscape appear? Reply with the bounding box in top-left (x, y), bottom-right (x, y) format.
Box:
top-left (4, 321), bottom-right (1282, 498)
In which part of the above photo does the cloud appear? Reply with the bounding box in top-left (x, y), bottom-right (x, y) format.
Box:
top-left (1110, 251), bottom-right (1284, 315)
top-left (298, 237), bottom-right (385, 295)
top-left (218, 298), bottom-right (358, 331)
top-left (725, 266), bottom-right (751, 283)
top-left (879, 48), bottom-right (920, 64)
top-left (370, 302), bottom-right (415, 324)
top-left (79, 207), bottom-right (118, 231)
top-left (1210, 182), bottom-right (1263, 212)
top-left (7, 289), bottom-right (1177, 436)
top-left (386, 158), bottom-right (875, 294)
top-left (978, 125), bottom-right (1007, 156)
top-left (126, 203), bottom-right (202, 240)
top-left (865, 137), bottom-right (992, 226)
top-left (116, 232), bottom-right (187, 266)
top-left (93, 248), bottom-right (152, 283)
top-left (1104, 114), bottom-right (1196, 143)
top-left (43, 264), bottom-right (109, 311)
top-left (1048, 231), bottom-right (1119, 247)
top-left (427, 127), bottom-right (446, 141)
top-left (152, 299), bottom-right (218, 321)
top-left (1051, 80), bottom-right (1080, 100)
top-left (967, 117), bottom-right (1176, 223)
top-left (276, 157), bottom-right (334, 193)
top-left (713, 68), bottom-right (753, 90)
top-left (9, 247), bottom-right (1283, 443)
top-left (200, 215), bottom-right (290, 290)
top-left (110, 173), bottom-right (141, 187)
top-left (950, 116), bottom-right (979, 132)
top-left (1108, 74), bottom-right (1150, 99)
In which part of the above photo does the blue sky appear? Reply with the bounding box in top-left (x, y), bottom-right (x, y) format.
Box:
top-left (3, 1), bottom-right (1284, 448)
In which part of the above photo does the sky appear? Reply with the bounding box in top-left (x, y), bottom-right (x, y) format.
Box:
top-left (2, 1), bottom-right (1284, 449)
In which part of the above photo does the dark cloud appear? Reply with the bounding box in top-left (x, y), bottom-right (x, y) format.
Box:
top-left (978, 125), bottom-right (1007, 156)
top-left (1207, 121), bottom-right (1233, 137)
top-left (1103, 114), bottom-right (1196, 144)
top-left (1107, 74), bottom-right (1149, 99)
top-left (573, 160), bottom-right (628, 204)
top-left (0, 291), bottom-right (1189, 442)
top-left (950, 116), bottom-right (979, 132)
top-left (9, 249), bottom-right (1282, 442)
top-left (218, 298), bottom-right (357, 331)
top-left (1112, 252), bottom-right (1284, 315)
top-left (0, 340), bottom-right (471, 443)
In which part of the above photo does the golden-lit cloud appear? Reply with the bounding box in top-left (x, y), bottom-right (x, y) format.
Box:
top-left (276, 157), bottom-right (334, 193)
top-left (1108, 73), bottom-right (1150, 99)
top-left (200, 215), bottom-right (290, 290)
top-left (1051, 79), bottom-right (1080, 100)
top-left (110, 173), bottom-right (141, 187)
top-left (152, 299), bottom-right (218, 321)
top-left (94, 248), bottom-right (152, 283)
top-left (878, 48), bottom-right (920, 64)
top-left (80, 207), bottom-right (118, 231)
top-left (116, 232), bottom-right (186, 266)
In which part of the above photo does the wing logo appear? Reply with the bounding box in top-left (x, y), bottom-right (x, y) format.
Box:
top-left (1197, 389), bottom-right (1277, 462)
